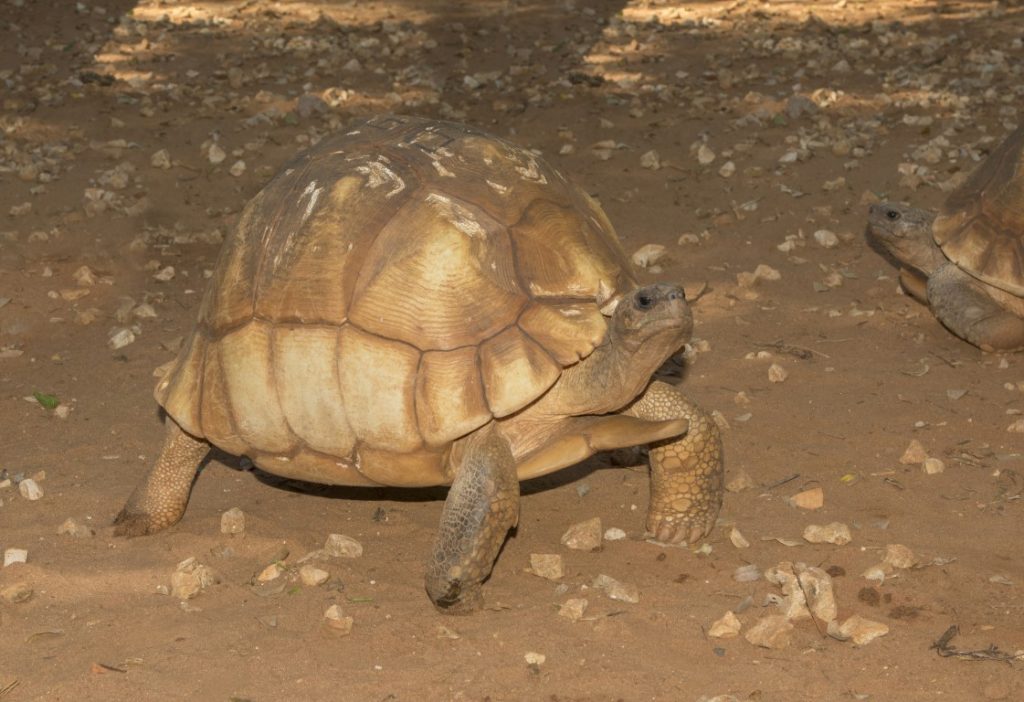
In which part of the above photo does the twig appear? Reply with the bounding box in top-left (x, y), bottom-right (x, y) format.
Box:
top-left (931, 625), bottom-right (1024, 662)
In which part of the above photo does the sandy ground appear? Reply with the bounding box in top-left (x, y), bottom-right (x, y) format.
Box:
top-left (2, 0), bottom-right (1023, 700)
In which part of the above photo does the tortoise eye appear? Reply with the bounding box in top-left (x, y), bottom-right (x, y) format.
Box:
top-left (886, 209), bottom-right (901, 221)
top-left (635, 293), bottom-right (654, 310)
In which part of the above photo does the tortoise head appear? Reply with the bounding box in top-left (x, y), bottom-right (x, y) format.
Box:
top-left (609, 283), bottom-right (693, 355)
top-left (866, 202), bottom-right (943, 276)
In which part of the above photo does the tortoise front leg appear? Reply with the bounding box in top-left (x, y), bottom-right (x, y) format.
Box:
top-left (625, 380), bottom-right (723, 545)
top-left (927, 262), bottom-right (1024, 352)
top-left (113, 418), bottom-right (210, 536)
top-left (426, 424), bottom-right (519, 614)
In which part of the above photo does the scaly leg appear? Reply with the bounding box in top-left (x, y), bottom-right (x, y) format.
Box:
top-left (928, 262), bottom-right (1024, 352)
top-left (625, 380), bottom-right (723, 544)
top-left (425, 425), bottom-right (519, 614)
top-left (113, 418), bottom-right (210, 536)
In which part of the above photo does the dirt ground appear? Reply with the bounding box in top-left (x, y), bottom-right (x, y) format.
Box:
top-left (2, 0), bottom-right (1023, 699)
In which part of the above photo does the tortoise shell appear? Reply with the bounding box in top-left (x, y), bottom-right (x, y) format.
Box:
top-left (155, 115), bottom-right (635, 487)
top-left (933, 125), bottom-right (1024, 296)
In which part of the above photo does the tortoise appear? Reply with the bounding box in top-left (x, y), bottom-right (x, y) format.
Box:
top-left (867, 125), bottom-right (1024, 352)
top-left (114, 114), bottom-right (724, 613)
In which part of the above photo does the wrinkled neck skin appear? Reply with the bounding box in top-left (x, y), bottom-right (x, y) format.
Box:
top-left (866, 202), bottom-right (946, 278)
top-left (524, 284), bottom-right (692, 419)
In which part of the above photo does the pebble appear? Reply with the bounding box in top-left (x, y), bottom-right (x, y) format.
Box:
top-left (922, 457), bottom-right (946, 474)
top-left (828, 614), bottom-right (889, 645)
top-left (524, 652), bottom-right (546, 666)
top-left (883, 544), bottom-right (917, 569)
top-left (789, 487), bottom-right (824, 510)
top-left (220, 507), bottom-right (246, 535)
top-left (18, 478), bottom-right (43, 501)
top-left (767, 363), bottom-right (788, 383)
top-left (57, 517), bottom-right (95, 538)
top-left (718, 161), bottom-right (736, 178)
top-left (744, 615), bottom-right (793, 649)
top-left (299, 564), bottom-right (330, 587)
top-left (639, 150), bottom-right (661, 170)
top-left (631, 244), bottom-right (667, 269)
top-left (696, 144), bottom-right (716, 165)
top-left (603, 527), bottom-right (627, 541)
top-left (733, 564), bottom-right (761, 582)
top-left (170, 557), bottom-right (219, 599)
top-left (729, 527), bottom-right (750, 549)
top-left (207, 143), bottom-right (226, 165)
top-left (899, 439), bottom-right (928, 464)
top-left (592, 574), bottom-right (639, 603)
top-left (803, 522), bottom-right (852, 546)
top-left (0, 582), bottom-right (33, 604)
top-left (528, 553), bottom-right (564, 580)
top-left (4, 548), bottom-right (28, 567)
top-left (1006, 418), bottom-right (1024, 433)
top-left (229, 160), bottom-right (247, 177)
top-left (561, 517), bottom-right (603, 551)
top-left (108, 327), bottom-right (136, 350)
top-left (708, 610), bottom-right (742, 638)
top-left (813, 229), bottom-right (840, 248)
top-left (256, 563), bottom-right (285, 582)
top-left (150, 149), bottom-right (171, 169)
top-left (558, 597), bottom-right (589, 622)
top-left (323, 604), bottom-right (353, 636)
top-left (323, 533), bottom-right (363, 558)
top-left (725, 470), bottom-right (756, 492)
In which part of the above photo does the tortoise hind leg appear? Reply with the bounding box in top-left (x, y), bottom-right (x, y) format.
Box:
top-left (624, 380), bottom-right (724, 545)
top-left (426, 424), bottom-right (518, 614)
top-left (927, 262), bottom-right (1024, 352)
top-left (113, 418), bottom-right (210, 536)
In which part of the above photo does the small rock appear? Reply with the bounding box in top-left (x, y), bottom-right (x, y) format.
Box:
top-left (592, 574), bottom-right (639, 603)
top-left (861, 564), bottom-right (890, 584)
top-left (108, 327), bottom-right (136, 350)
top-left (18, 478), bottom-right (43, 500)
top-left (631, 244), bottom-right (667, 269)
top-left (170, 557), bottom-right (219, 599)
top-left (558, 597), bottom-right (589, 622)
top-left (256, 562), bottom-right (285, 582)
top-left (697, 144), bottom-right (716, 165)
top-left (324, 534), bottom-right (363, 558)
top-left (4, 548), bottom-right (28, 567)
top-left (0, 582), bottom-right (33, 604)
top-left (789, 487), bottom-right (824, 510)
top-left (528, 553), bottom-right (564, 580)
top-left (603, 527), bottom-right (627, 541)
top-left (153, 266), bottom-right (176, 282)
top-left (733, 564), bottom-right (761, 582)
top-left (150, 149), bottom-right (172, 169)
top-left (718, 161), bottom-right (736, 178)
top-left (72, 266), bottom-right (98, 286)
top-left (524, 651), bottom-right (546, 666)
top-left (57, 517), bottom-right (95, 538)
top-left (220, 507), bottom-right (246, 535)
top-left (1007, 418), bottom-right (1024, 433)
top-left (708, 610), bottom-right (742, 638)
top-left (744, 615), bottom-right (793, 649)
top-left (883, 544), bottom-right (917, 569)
top-left (229, 160), bottom-right (247, 177)
top-left (803, 522), bottom-right (852, 546)
top-left (923, 457), bottom-right (945, 474)
top-left (729, 527), bottom-right (750, 549)
top-left (828, 614), bottom-right (889, 645)
top-left (323, 604), bottom-right (353, 636)
top-left (797, 565), bottom-right (837, 623)
top-left (767, 364), bottom-right (788, 383)
top-left (207, 143), bottom-right (226, 165)
top-left (299, 564), bottom-right (330, 587)
top-left (813, 229), bottom-right (839, 248)
top-left (561, 517), bottom-right (603, 551)
top-left (899, 439), bottom-right (928, 464)
top-left (639, 150), bottom-right (661, 170)
top-left (725, 470), bottom-right (756, 492)
top-left (436, 625), bottom-right (460, 640)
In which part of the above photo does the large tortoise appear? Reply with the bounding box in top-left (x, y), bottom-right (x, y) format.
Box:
top-left (115, 115), bottom-right (724, 612)
top-left (867, 125), bottom-right (1024, 351)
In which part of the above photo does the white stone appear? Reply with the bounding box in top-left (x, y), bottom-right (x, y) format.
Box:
top-left (4, 548), bottom-right (28, 567)
top-left (324, 534), bottom-right (363, 558)
top-left (18, 478), bottom-right (43, 501)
